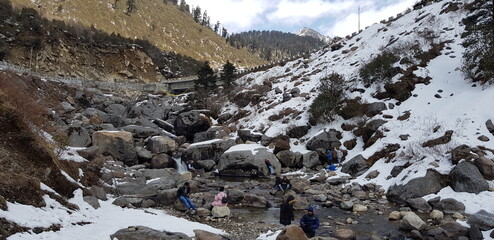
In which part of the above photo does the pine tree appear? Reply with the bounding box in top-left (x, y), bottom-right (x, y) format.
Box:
top-left (192, 6), bottom-right (201, 22)
top-left (126, 0), bottom-right (135, 13)
top-left (195, 61), bottom-right (216, 90)
top-left (220, 60), bottom-right (236, 86)
top-left (214, 21), bottom-right (221, 34)
top-left (221, 27), bottom-right (228, 38)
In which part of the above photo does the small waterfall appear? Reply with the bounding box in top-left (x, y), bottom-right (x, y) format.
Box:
top-left (174, 157), bottom-right (188, 173)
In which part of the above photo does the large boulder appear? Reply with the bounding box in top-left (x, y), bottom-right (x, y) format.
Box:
top-left (194, 230), bottom-right (225, 240)
top-left (150, 154), bottom-right (176, 169)
top-left (83, 108), bottom-right (110, 123)
top-left (434, 198), bottom-right (465, 214)
top-left (276, 150), bottom-right (302, 168)
top-left (486, 119), bottom-right (494, 136)
top-left (400, 212), bottom-right (427, 231)
top-left (110, 226), bottom-right (190, 240)
top-left (291, 179), bottom-right (311, 194)
top-left (341, 154), bottom-right (369, 177)
top-left (450, 161), bottom-right (489, 194)
top-left (467, 210), bottom-right (494, 231)
top-left (122, 125), bottom-right (161, 139)
top-left (148, 136), bottom-right (178, 154)
top-left (174, 111), bottom-right (211, 141)
top-left (406, 198), bottom-right (432, 212)
top-left (105, 103), bottom-right (127, 116)
top-left (66, 125), bottom-right (92, 147)
top-left (306, 130), bottom-right (341, 150)
top-left (193, 126), bottom-right (229, 143)
top-left (211, 206), bottom-right (230, 218)
top-left (287, 125), bottom-right (311, 139)
top-left (366, 102), bottom-right (387, 116)
top-left (92, 131), bottom-right (137, 166)
top-left (302, 151), bottom-right (321, 169)
top-left (473, 157), bottom-right (494, 180)
top-left (387, 169), bottom-right (448, 204)
top-left (226, 189), bottom-right (245, 204)
top-left (272, 135), bottom-right (291, 154)
top-left (182, 139), bottom-right (235, 163)
top-left (128, 100), bottom-right (168, 119)
top-left (217, 144), bottom-right (282, 176)
top-left (451, 145), bottom-right (477, 164)
top-left (276, 225), bottom-right (308, 240)
top-left (237, 129), bottom-right (263, 142)
top-left (241, 194), bottom-right (269, 208)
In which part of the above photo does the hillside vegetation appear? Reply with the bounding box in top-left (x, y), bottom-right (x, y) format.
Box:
top-left (9, 0), bottom-right (265, 68)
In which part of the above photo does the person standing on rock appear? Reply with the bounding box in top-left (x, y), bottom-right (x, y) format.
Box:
top-left (211, 186), bottom-right (228, 209)
top-left (299, 206), bottom-right (320, 238)
top-left (279, 195), bottom-right (296, 226)
top-left (177, 182), bottom-right (196, 214)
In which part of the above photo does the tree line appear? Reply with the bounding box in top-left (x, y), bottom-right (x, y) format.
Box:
top-left (227, 30), bottom-right (326, 61)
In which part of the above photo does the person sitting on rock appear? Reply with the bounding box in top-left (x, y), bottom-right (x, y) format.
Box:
top-left (177, 182), bottom-right (196, 214)
top-left (279, 195), bottom-right (296, 226)
top-left (264, 159), bottom-right (275, 175)
top-left (299, 206), bottom-right (320, 238)
top-left (272, 176), bottom-right (291, 194)
top-left (210, 186), bottom-right (228, 210)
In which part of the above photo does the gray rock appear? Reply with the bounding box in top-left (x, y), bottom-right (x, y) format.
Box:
top-left (195, 160), bottom-right (216, 171)
top-left (92, 131), bottom-right (137, 166)
top-left (276, 150), bottom-right (302, 168)
top-left (439, 221), bottom-right (469, 238)
top-left (182, 139), bottom-right (235, 162)
top-left (451, 145), bottom-right (477, 164)
top-left (474, 157), bottom-right (494, 180)
top-left (60, 101), bottom-right (75, 113)
top-left (450, 161), bottom-right (489, 193)
top-left (112, 197), bottom-right (130, 207)
top-left (148, 136), bottom-right (178, 154)
top-left (128, 100), bottom-right (168, 119)
top-left (156, 188), bottom-right (179, 206)
top-left (105, 104), bottom-right (127, 116)
top-left (226, 189), bottom-right (245, 204)
top-left (367, 102), bottom-right (387, 116)
top-left (365, 170), bottom-right (379, 179)
top-left (469, 224), bottom-right (483, 240)
top-left (89, 186), bottom-right (107, 201)
top-left (122, 125), bottom-right (160, 139)
top-left (302, 151), bottom-right (321, 169)
top-left (486, 119), bottom-right (494, 135)
top-left (237, 129), bottom-right (263, 142)
top-left (217, 145), bottom-right (281, 176)
top-left (194, 229), bottom-right (226, 240)
top-left (136, 146), bottom-right (153, 161)
top-left (288, 125), bottom-right (311, 138)
top-left (434, 198), bottom-right (465, 214)
top-left (341, 154), bottom-right (369, 177)
top-left (83, 196), bottom-right (100, 209)
top-left (66, 125), bottom-right (92, 147)
top-left (313, 194), bottom-right (328, 202)
top-left (241, 194), bottom-right (269, 208)
top-left (174, 111), bottom-right (211, 141)
top-left (340, 201), bottom-right (354, 210)
top-left (110, 226), bottom-right (191, 240)
top-left (83, 108), bottom-right (110, 123)
top-left (306, 130), bottom-right (341, 150)
top-left (406, 198), bottom-right (432, 212)
top-left (142, 168), bottom-right (182, 181)
top-left (282, 92), bottom-right (292, 102)
top-left (467, 210), bottom-right (494, 231)
top-left (400, 212), bottom-right (427, 231)
top-left (150, 154), bottom-right (175, 169)
top-left (387, 169), bottom-right (448, 204)
top-left (141, 199), bottom-right (156, 208)
top-left (211, 206), bottom-right (230, 218)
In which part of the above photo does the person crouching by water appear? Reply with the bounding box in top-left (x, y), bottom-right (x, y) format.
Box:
top-left (210, 186), bottom-right (228, 210)
top-left (279, 195), bottom-right (296, 226)
top-left (299, 206), bottom-right (320, 238)
top-left (177, 182), bottom-right (196, 214)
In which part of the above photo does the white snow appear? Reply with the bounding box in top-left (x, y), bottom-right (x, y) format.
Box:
top-left (224, 143), bottom-right (271, 155)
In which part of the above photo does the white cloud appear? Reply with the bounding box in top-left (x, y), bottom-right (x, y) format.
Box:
top-left (267, 0), bottom-right (355, 25)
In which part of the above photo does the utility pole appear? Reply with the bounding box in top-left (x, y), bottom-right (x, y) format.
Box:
top-left (358, 5), bottom-right (361, 32)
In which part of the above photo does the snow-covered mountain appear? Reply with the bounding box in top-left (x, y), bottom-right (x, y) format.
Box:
top-left (224, 0), bottom-right (494, 225)
top-left (296, 27), bottom-right (330, 43)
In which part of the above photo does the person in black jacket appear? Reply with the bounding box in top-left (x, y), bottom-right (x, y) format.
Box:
top-left (299, 206), bottom-right (320, 237)
top-left (279, 195), bottom-right (296, 226)
top-left (271, 176), bottom-right (291, 195)
top-left (177, 182), bottom-right (196, 213)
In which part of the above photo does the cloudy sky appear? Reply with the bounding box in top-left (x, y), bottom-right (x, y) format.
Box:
top-left (184, 0), bottom-right (418, 37)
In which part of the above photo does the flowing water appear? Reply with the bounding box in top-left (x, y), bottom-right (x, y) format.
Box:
top-left (174, 157), bottom-right (188, 173)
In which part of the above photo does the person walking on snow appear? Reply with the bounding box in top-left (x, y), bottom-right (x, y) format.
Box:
top-left (299, 206), bottom-right (320, 238)
top-left (177, 182), bottom-right (196, 214)
top-left (279, 195), bottom-right (296, 226)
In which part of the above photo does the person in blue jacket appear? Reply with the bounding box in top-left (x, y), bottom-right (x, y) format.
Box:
top-left (299, 206), bottom-right (320, 237)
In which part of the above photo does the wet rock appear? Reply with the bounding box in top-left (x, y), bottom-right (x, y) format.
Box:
top-left (387, 169), bottom-right (448, 204)
top-left (276, 225), bottom-right (308, 240)
top-left (110, 226), bottom-right (191, 240)
top-left (406, 198), bottom-right (432, 212)
top-left (148, 136), bottom-right (178, 154)
top-left (212, 206), bottom-right (230, 218)
top-left (194, 230), bottom-right (225, 240)
top-left (217, 145), bottom-right (281, 176)
top-left (92, 131), bottom-right (137, 166)
top-left (434, 198), bottom-right (465, 214)
top-left (341, 154), bottom-right (368, 177)
top-left (474, 157), bottom-right (494, 180)
top-left (450, 161), bottom-right (489, 194)
top-left (276, 150), bottom-right (302, 168)
top-left (400, 212), bottom-right (426, 231)
top-left (467, 210), bottom-right (494, 231)
top-left (306, 130), bottom-right (341, 150)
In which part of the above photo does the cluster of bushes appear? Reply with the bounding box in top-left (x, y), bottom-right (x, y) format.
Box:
top-left (309, 73), bottom-right (345, 123)
top-left (359, 51), bottom-right (400, 84)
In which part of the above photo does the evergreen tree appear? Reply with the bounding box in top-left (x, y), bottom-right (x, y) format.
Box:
top-left (202, 10), bottom-right (210, 27)
top-left (462, 0), bottom-right (494, 83)
top-left (214, 21), bottom-right (221, 34)
top-left (309, 73), bottom-right (345, 123)
top-left (221, 27), bottom-right (228, 38)
top-left (195, 61), bottom-right (216, 90)
top-left (179, 0), bottom-right (189, 12)
top-left (192, 6), bottom-right (201, 22)
top-left (220, 60), bottom-right (236, 86)
top-left (126, 0), bottom-right (135, 13)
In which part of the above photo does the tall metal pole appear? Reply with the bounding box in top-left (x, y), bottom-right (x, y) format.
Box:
top-left (358, 5), bottom-right (361, 32)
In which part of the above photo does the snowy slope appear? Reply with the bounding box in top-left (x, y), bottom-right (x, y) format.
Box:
top-left (223, 0), bottom-right (494, 220)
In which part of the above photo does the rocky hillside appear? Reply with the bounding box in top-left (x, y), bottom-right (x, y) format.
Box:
top-left (8, 0), bottom-right (265, 69)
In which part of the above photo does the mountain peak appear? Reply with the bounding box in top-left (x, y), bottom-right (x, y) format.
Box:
top-left (296, 27), bottom-right (330, 43)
